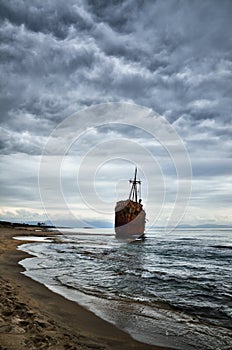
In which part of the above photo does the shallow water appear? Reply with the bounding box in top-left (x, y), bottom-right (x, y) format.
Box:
top-left (18, 228), bottom-right (232, 349)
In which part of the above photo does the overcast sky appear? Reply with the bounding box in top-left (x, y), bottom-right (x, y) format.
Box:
top-left (0, 0), bottom-right (232, 227)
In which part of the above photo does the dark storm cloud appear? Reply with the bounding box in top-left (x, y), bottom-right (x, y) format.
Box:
top-left (0, 0), bottom-right (232, 224)
top-left (0, 0), bottom-right (231, 142)
top-left (0, 0), bottom-right (93, 39)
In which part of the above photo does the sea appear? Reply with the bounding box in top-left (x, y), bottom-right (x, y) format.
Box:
top-left (17, 228), bottom-right (232, 350)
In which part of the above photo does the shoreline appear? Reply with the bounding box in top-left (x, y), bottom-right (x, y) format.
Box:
top-left (0, 226), bottom-right (173, 350)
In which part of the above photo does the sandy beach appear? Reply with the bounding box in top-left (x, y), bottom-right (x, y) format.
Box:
top-left (0, 225), bottom-right (173, 350)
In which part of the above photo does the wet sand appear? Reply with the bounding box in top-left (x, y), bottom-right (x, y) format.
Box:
top-left (0, 225), bottom-right (174, 350)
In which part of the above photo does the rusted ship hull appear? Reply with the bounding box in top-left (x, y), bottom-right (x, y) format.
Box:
top-left (115, 200), bottom-right (146, 239)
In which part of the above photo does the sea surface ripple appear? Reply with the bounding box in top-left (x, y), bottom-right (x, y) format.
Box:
top-left (18, 228), bottom-right (232, 350)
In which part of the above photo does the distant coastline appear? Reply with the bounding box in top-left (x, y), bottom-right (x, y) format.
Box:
top-left (1, 220), bottom-right (232, 231)
top-left (0, 220), bottom-right (55, 229)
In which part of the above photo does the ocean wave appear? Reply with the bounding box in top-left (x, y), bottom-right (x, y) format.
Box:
top-left (17, 229), bottom-right (232, 350)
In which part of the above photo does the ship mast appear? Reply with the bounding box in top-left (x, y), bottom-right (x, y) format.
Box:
top-left (129, 167), bottom-right (141, 203)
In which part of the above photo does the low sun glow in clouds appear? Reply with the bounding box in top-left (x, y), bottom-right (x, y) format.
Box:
top-left (0, 0), bottom-right (232, 227)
